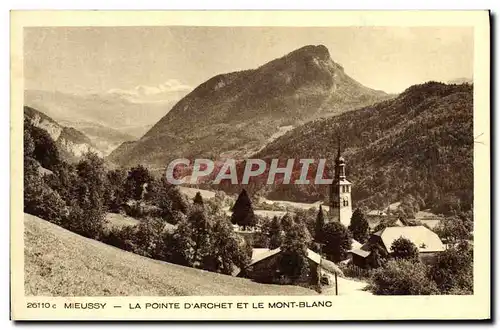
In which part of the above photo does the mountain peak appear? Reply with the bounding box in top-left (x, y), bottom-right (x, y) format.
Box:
top-left (260, 44), bottom-right (344, 77)
top-left (108, 45), bottom-right (389, 167)
top-left (288, 44), bottom-right (331, 61)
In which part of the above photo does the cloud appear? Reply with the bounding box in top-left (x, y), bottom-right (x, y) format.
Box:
top-left (108, 79), bottom-right (192, 103)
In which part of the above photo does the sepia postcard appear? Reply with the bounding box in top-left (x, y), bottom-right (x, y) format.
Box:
top-left (10, 10), bottom-right (490, 321)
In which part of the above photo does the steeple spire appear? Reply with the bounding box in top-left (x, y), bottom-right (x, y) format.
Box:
top-left (337, 134), bottom-right (341, 160)
top-left (335, 134), bottom-right (346, 179)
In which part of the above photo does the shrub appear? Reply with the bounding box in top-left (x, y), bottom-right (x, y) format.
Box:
top-left (67, 205), bottom-right (106, 239)
top-left (390, 237), bottom-right (419, 261)
top-left (428, 243), bottom-right (473, 294)
top-left (434, 214), bottom-right (473, 244)
top-left (131, 217), bottom-right (166, 258)
top-left (251, 232), bottom-right (270, 248)
top-left (370, 259), bottom-right (439, 295)
top-left (101, 225), bottom-right (137, 252)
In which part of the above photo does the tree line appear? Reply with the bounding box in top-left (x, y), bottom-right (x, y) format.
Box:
top-left (24, 118), bottom-right (251, 275)
top-left (24, 116), bottom-right (474, 294)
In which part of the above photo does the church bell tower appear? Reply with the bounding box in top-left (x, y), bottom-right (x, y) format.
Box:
top-left (329, 139), bottom-right (352, 227)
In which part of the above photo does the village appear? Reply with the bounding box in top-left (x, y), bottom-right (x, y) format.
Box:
top-left (173, 146), bottom-right (450, 295)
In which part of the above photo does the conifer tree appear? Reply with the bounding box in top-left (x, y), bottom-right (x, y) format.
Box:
top-left (348, 208), bottom-right (369, 243)
top-left (268, 216), bottom-right (283, 249)
top-left (193, 191), bottom-right (204, 206)
top-left (314, 205), bottom-right (326, 243)
top-left (231, 189), bottom-right (256, 230)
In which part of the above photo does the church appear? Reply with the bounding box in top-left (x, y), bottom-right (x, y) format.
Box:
top-left (328, 144), bottom-right (352, 227)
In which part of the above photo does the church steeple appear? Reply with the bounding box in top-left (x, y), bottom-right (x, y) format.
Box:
top-left (329, 136), bottom-right (352, 227)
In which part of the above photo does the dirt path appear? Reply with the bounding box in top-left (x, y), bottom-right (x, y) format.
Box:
top-left (322, 277), bottom-right (372, 296)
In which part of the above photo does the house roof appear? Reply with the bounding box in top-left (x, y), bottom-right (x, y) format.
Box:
top-left (250, 248), bottom-right (281, 264)
top-left (373, 226), bottom-right (445, 253)
top-left (247, 248), bottom-right (343, 275)
top-left (349, 239), bottom-right (363, 252)
top-left (367, 210), bottom-right (387, 216)
top-left (366, 216), bottom-right (403, 230)
top-left (350, 249), bottom-right (371, 258)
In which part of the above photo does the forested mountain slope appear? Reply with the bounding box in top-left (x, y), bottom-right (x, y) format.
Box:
top-left (253, 82), bottom-right (473, 215)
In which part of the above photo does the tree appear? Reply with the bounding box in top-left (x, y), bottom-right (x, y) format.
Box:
top-left (268, 216), bottom-right (283, 249)
top-left (167, 204), bottom-right (250, 274)
top-left (124, 165), bottom-right (153, 201)
top-left (155, 177), bottom-right (189, 223)
top-left (67, 152), bottom-right (107, 239)
top-left (167, 218), bottom-right (195, 266)
top-left (131, 217), bottom-right (166, 258)
top-left (372, 217), bottom-right (400, 233)
top-left (370, 259), bottom-right (438, 295)
top-left (193, 192), bottom-right (204, 206)
top-left (428, 242), bottom-right (473, 294)
top-left (231, 189), bottom-right (256, 230)
top-left (390, 237), bottom-right (419, 261)
top-left (24, 119), bottom-right (35, 158)
top-left (278, 221), bottom-right (312, 284)
top-left (187, 206), bottom-right (212, 268)
top-left (314, 205), bottom-right (325, 243)
top-left (207, 218), bottom-right (251, 274)
top-left (26, 121), bottom-right (61, 170)
top-left (322, 222), bottom-right (352, 262)
top-left (280, 213), bottom-right (294, 232)
top-left (348, 208), bottom-right (369, 243)
top-left (24, 157), bottom-right (68, 225)
top-left (45, 162), bottom-right (79, 204)
top-left (105, 168), bottom-right (127, 212)
top-left (434, 213), bottom-right (473, 245)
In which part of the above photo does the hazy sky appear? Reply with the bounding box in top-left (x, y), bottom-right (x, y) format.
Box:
top-left (24, 26), bottom-right (473, 95)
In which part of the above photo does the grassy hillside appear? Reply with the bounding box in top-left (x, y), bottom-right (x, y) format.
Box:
top-left (253, 82), bottom-right (473, 215)
top-left (24, 214), bottom-right (315, 296)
